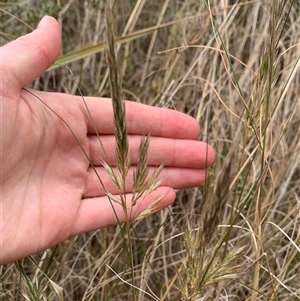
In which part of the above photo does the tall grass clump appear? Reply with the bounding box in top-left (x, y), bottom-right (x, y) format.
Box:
top-left (1, 0), bottom-right (299, 300)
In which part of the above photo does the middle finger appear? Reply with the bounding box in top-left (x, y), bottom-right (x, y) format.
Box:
top-left (88, 135), bottom-right (215, 168)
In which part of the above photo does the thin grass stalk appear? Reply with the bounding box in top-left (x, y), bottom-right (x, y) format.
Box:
top-left (105, 3), bottom-right (137, 299)
top-left (105, 3), bottom-right (166, 298)
top-left (15, 260), bottom-right (38, 301)
top-left (105, 3), bottom-right (129, 180)
top-left (251, 1), bottom-right (293, 299)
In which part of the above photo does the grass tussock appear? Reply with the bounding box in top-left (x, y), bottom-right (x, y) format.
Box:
top-left (1, 0), bottom-right (299, 300)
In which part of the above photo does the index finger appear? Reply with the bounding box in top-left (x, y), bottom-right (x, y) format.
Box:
top-left (82, 97), bottom-right (201, 139)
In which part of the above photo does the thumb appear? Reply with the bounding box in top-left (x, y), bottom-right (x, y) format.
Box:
top-left (1, 16), bottom-right (61, 91)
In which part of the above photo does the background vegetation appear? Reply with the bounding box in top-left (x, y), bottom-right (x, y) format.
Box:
top-left (1, 0), bottom-right (299, 300)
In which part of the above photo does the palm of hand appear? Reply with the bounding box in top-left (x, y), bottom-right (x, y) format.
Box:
top-left (2, 88), bottom-right (207, 263)
top-left (2, 89), bottom-right (94, 262)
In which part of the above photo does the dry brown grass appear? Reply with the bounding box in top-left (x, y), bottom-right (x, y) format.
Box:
top-left (1, 0), bottom-right (299, 300)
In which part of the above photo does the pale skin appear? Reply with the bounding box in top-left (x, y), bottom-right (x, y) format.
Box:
top-left (0, 16), bottom-right (215, 264)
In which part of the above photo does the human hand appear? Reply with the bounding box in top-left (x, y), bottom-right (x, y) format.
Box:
top-left (0, 16), bottom-right (215, 264)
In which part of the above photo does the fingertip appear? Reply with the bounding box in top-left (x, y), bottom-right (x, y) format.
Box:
top-left (73, 187), bottom-right (176, 236)
top-left (206, 144), bottom-right (216, 166)
top-left (187, 114), bottom-right (201, 138)
top-left (150, 187), bottom-right (176, 212)
top-left (37, 15), bottom-right (53, 29)
top-left (2, 16), bottom-right (62, 90)
top-left (210, 145), bottom-right (216, 165)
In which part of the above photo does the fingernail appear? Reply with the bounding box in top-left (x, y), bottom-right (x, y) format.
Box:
top-left (38, 16), bottom-right (51, 29)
